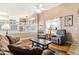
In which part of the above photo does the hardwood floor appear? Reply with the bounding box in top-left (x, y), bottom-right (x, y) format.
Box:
top-left (48, 43), bottom-right (71, 53)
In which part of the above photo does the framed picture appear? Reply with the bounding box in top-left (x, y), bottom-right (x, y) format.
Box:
top-left (64, 15), bottom-right (73, 26)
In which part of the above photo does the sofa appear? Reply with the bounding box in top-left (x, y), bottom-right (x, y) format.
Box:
top-left (0, 33), bottom-right (43, 55)
top-left (51, 29), bottom-right (66, 45)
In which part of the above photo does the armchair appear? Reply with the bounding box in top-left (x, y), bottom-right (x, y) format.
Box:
top-left (51, 29), bottom-right (66, 45)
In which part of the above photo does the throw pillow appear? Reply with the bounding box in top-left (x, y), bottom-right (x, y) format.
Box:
top-left (6, 35), bottom-right (20, 44)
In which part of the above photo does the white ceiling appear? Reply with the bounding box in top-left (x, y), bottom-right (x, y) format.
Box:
top-left (0, 3), bottom-right (62, 20)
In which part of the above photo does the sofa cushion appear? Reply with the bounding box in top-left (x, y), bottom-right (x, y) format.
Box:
top-left (6, 35), bottom-right (20, 44)
top-left (56, 29), bottom-right (66, 36)
top-left (16, 38), bottom-right (32, 47)
top-left (8, 44), bottom-right (43, 55)
top-left (0, 34), bottom-right (10, 51)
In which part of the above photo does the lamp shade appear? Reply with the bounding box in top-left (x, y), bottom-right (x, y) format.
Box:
top-left (1, 23), bottom-right (10, 30)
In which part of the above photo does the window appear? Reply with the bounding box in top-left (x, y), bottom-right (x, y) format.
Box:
top-left (46, 18), bottom-right (61, 34)
top-left (0, 20), bottom-right (8, 31)
top-left (9, 20), bottom-right (18, 31)
top-left (0, 18), bottom-right (37, 33)
top-left (25, 20), bottom-right (37, 32)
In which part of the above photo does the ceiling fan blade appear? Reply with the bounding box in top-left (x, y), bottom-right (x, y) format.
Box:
top-left (32, 5), bottom-right (37, 9)
top-left (32, 4), bottom-right (43, 9)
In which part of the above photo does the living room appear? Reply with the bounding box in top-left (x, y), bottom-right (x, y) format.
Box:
top-left (0, 3), bottom-right (79, 55)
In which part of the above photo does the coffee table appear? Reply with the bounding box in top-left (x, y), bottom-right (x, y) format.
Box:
top-left (30, 38), bottom-right (52, 50)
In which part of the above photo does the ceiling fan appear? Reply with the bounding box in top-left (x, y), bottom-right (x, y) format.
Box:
top-left (32, 3), bottom-right (47, 13)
